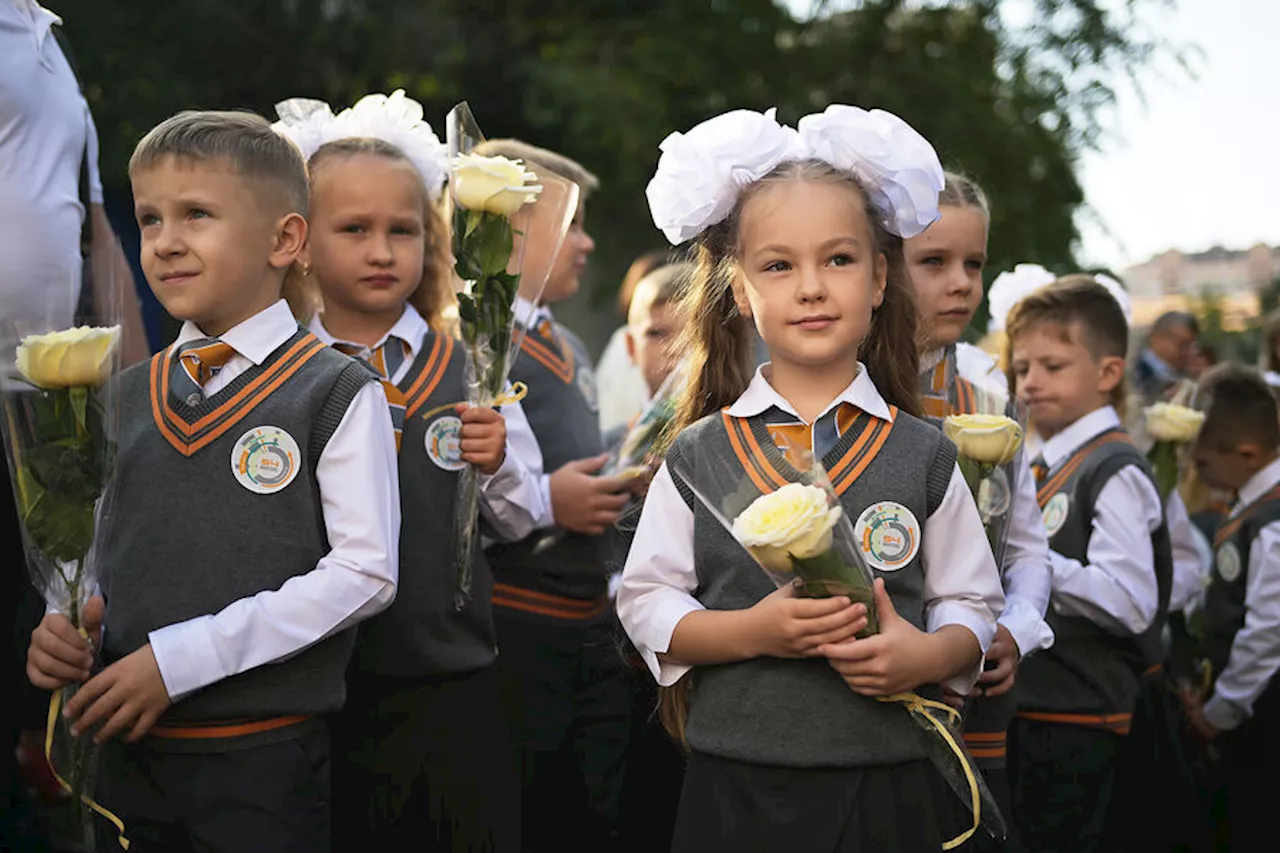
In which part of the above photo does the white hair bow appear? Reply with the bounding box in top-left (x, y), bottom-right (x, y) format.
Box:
top-left (645, 105), bottom-right (945, 245)
top-left (272, 90), bottom-right (449, 202)
top-left (986, 263), bottom-right (1057, 335)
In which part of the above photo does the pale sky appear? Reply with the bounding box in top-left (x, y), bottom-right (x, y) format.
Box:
top-left (784, 0), bottom-right (1280, 270)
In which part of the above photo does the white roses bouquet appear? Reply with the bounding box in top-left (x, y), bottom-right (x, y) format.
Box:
top-left (941, 389), bottom-right (1027, 568)
top-left (1, 323), bottom-right (122, 842)
top-left (445, 102), bottom-right (581, 608)
top-left (1143, 402), bottom-right (1205, 499)
top-left (668, 445), bottom-right (879, 637)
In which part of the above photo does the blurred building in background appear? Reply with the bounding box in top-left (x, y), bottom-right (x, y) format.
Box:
top-left (1123, 243), bottom-right (1278, 330)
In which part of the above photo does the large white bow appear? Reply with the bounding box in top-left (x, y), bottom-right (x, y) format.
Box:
top-left (272, 89), bottom-right (449, 202)
top-left (646, 105), bottom-right (945, 245)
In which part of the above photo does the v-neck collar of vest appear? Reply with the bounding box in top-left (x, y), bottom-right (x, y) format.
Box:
top-left (721, 407), bottom-right (897, 497)
top-left (1215, 483), bottom-right (1280, 548)
top-left (1034, 428), bottom-right (1130, 508)
top-left (515, 321), bottom-right (574, 385)
top-left (398, 331), bottom-right (454, 419)
top-left (150, 328), bottom-right (325, 457)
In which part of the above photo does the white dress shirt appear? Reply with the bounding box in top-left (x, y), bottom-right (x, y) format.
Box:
top-left (309, 304), bottom-right (548, 542)
top-left (1204, 455), bottom-right (1280, 731)
top-left (1166, 490), bottom-right (1210, 615)
top-left (617, 364), bottom-right (1005, 695)
top-left (145, 300), bottom-right (400, 701)
top-left (1039, 406), bottom-right (1163, 635)
top-left (0, 0), bottom-right (103, 329)
top-left (940, 344), bottom-right (1055, 659)
top-left (595, 325), bottom-right (650, 435)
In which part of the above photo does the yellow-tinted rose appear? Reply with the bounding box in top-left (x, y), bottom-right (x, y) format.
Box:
top-left (732, 482), bottom-right (842, 573)
top-left (451, 153), bottom-right (541, 215)
top-left (1145, 403), bottom-right (1205, 443)
top-left (943, 413), bottom-right (1024, 465)
top-left (16, 326), bottom-right (120, 389)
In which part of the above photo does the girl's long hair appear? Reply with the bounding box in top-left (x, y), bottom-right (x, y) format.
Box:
top-left (657, 158), bottom-right (923, 745)
top-left (283, 137), bottom-right (454, 332)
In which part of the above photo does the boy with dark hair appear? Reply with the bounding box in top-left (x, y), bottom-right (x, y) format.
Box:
top-left (1183, 364), bottom-right (1280, 847)
top-left (26, 110), bottom-right (400, 851)
top-left (1004, 278), bottom-right (1172, 853)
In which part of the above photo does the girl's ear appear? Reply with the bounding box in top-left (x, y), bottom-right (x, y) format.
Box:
top-left (872, 252), bottom-right (888, 309)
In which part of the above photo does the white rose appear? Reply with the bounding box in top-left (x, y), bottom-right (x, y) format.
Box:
top-left (451, 153), bottom-right (541, 216)
top-left (943, 413), bottom-right (1024, 465)
top-left (645, 108), bottom-right (804, 244)
top-left (1145, 403), bottom-right (1205, 443)
top-left (796, 105), bottom-right (944, 239)
top-left (732, 482), bottom-right (843, 573)
top-left (16, 326), bottom-right (120, 389)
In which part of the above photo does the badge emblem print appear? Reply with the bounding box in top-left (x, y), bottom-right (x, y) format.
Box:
top-left (853, 501), bottom-right (921, 572)
top-left (231, 426), bottom-right (300, 494)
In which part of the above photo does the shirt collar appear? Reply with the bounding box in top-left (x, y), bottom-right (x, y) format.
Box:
top-left (1233, 455), bottom-right (1280, 515)
top-left (515, 296), bottom-right (551, 330)
top-left (726, 363), bottom-right (895, 424)
top-left (919, 346), bottom-right (947, 374)
top-left (173, 300), bottom-right (299, 366)
top-left (1142, 348), bottom-right (1179, 381)
top-left (1040, 405), bottom-right (1121, 468)
top-left (307, 304), bottom-right (428, 358)
top-left (6, 0), bottom-right (60, 42)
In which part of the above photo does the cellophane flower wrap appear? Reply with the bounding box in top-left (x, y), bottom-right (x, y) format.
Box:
top-left (447, 102), bottom-right (580, 608)
top-left (942, 385), bottom-right (1027, 570)
top-left (605, 359), bottom-right (689, 481)
top-left (1143, 402), bottom-right (1204, 500)
top-left (667, 430), bottom-right (1007, 844)
top-left (0, 284), bottom-right (124, 849)
top-left (666, 439), bottom-right (879, 636)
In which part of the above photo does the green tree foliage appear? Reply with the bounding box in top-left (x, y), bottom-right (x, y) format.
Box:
top-left (54, 0), bottom-right (1174, 335)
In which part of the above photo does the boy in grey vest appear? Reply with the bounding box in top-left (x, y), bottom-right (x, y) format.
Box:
top-left (474, 139), bottom-right (637, 852)
top-left (1182, 364), bottom-right (1280, 846)
top-left (1005, 279), bottom-right (1171, 853)
top-left (26, 111), bottom-right (400, 852)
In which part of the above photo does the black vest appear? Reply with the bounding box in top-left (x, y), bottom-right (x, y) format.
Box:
top-left (1203, 486), bottom-right (1280, 679)
top-left (350, 331), bottom-right (499, 677)
top-left (101, 330), bottom-right (372, 722)
top-left (1018, 429), bottom-right (1173, 719)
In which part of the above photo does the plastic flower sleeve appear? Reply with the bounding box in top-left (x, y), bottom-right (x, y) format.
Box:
top-left (447, 101), bottom-right (580, 608)
top-left (665, 437), bottom-right (878, 637)
top-left (0, 254), bottom-right (128, 849)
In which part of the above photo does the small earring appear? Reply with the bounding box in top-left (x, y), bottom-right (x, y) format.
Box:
top-left (299, 263), bottom-right (311, 277)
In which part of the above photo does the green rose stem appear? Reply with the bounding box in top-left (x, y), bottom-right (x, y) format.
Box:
top-left (790, 550), bottom-right (879, 638)
top-left (1147, 439), bottom-right (1179, 500)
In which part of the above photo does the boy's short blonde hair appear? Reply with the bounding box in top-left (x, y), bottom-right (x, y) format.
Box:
top-left (628, 262), bottom-right (691, 327)
top-left (129, 110), bottom-right (309, 217)
top-left (472, 138), bottom-right (599, 196)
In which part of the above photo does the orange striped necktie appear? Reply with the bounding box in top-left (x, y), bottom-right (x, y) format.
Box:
top-left (172, 338), bottom-right (237, 406)
top-left (332, 340), bottom-right (407, 452)
top-left (1030, 455), bottom-right (1049, 485)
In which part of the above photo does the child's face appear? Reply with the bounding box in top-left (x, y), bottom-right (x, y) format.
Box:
top-left (1010, 321), bottom-right (1124, 437)
top-left (734, 179), bottom-right (886, 374)
top-left (627, 302), bottom-right (685, 397)
top-left (1191, 438), bottom-right (1257, 493)
top-left (518, 201), bottom-right (595, 305)
top-left (302, 154), bottom-right (426, 324)
top-left (904, 204), bottom-right (987, 350)
top-left (133, 156), bottom-right (302, 337)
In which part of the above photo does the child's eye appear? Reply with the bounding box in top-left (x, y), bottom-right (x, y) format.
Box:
top-left (965, 259), bottom-right (985, 271)
top-left (764, 260), bottom-right (791, 273)
top-left (392, 225), bottom-right (421, 236)
top-left (188, 208), bottom-right (210, 220)
top-left (341, 224), bottom-right (364, 234)
top-left (137, 213), bottom-right (159, 227)
top-left (828, 254), bottom-right (854, 267)
top-left (920, 256), bottom-right (944, 267)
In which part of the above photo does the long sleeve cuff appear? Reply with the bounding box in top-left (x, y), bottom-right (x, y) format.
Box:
top-left (149, 617), bottom-right (225, 702)
top-left (1203, 695), bottom-right (1246, 732)
top-left (927, 602), bottom-right (995, 694)
top-left (999, 599), bottom-right (1055, 660)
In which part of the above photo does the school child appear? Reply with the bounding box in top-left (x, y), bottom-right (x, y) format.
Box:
top-left (1003, 278), bottom-right (1172, 853)
top-left (472, 139), bottom-right (637, 851)
top-left (1177, 364), bottom-right (1280, 847)
top-left (24, 110), bottom-right (400, 852)
top-left (618, 105), bottom-right (1005, 852)
top-left (609, 261), bottom-right (693, 851)
top-left (905, 173), bottom-right (1053, 848)
top-left (597, 249), bottom-right (675, 434)
top-left (272, 92), bottom-right (551, 851)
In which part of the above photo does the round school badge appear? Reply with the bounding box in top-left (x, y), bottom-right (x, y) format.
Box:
top-left (853, 502), bottom-right (921, 572)
top-left (231, 426), bottom-right (300, 494)
top-left (1216, 542), bottom-right (1242, 584)
top-left (577, 364), bottom-right (599, 413)
top-left (425, 415), bottom-right (466, 472)
top-left (1041, 492), bottom-right (1070, 537)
